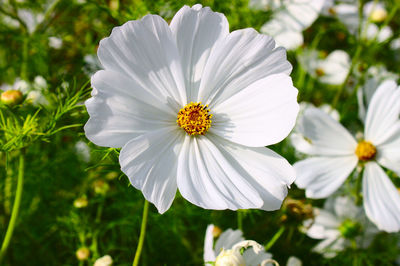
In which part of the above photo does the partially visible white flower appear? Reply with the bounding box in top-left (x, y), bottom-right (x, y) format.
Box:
top-left (294, 80), bottom-right (400, 232)
top-left (357, 65), bottom-right (399, 121)
top-left (33, 76), bottom-right (48, 91)
top-left (26, 90), bottom-right (49, 106)
top-left (204, 224), bottom-right (272, 266)
top-left (304, 196), bottom-right (378, 258)
top-left (94, 255), bottom-right (113, 266)
top-left (298, 49), bottom-right (350, 85)
top-left (363, 1), bottom-right (387, 23)
top-left (291, 102), bottom-right (339, 155)
top-left (287, 256), bottom-right (302, 266)
top-left (331, 1), bottom-right (391, 43)
top-left (0, 79), bottom-right (29, 93)
top-left (260, 0), bottom-right (325, 50)
top-left (17, 9), bottom-right (44, 34)
top-left (1, 15), bottom-right (20, 29)
top-left (363, 23), bottom-right (392, 42)
top-left (390, 38), bottom-right (400, 50)
top-left (75, 141), bottom-right (91, 163)
top-left (48, 36), bottom-right (63, 49)
top-left (248, 0), bottom-right (282, 11)
top-left (83, 54), bottom-right (103, 77)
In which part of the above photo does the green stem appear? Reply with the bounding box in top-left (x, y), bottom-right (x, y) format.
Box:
top-left (20, 37), bottom-right (29, 80)
top-left (237, 210), bottom-right (243, 231)
top-left (132, 200), bottom-right (149, 266)
top-left (264, 226), bottom-right (285, 251)
top-left (0, 149), bottom-right (25, 263)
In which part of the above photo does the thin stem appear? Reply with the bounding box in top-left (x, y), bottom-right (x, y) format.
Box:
top-left (20, 37), bottom-right (29, 80)
top-left (0, 149), bottom-right (25, 263)
top-left (237, 210), bottom-right (243, 231)
top-left (264, 226), bottom-right (285, 251)
top-left (132, 200), bottom-right (150, 266)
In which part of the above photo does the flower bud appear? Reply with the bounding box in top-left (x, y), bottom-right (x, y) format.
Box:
top-left (1, 90), bottom-right (23, 105)
top-left (215, 249), bottom-right (245, 266)
top-left (73, 196), bottom-right (88, 208)
top-left (370, 9), bottom-right (387, 23)
top-left (94, 255), bottom-right (113, 266)
top-left (76, 247), bottom-right (90, 261)
top-left (93, 179), bottom-right (109, 195)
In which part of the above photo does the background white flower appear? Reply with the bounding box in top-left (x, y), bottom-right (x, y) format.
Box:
top-left (304, 196), bottom-right (378, 258)
top-left (84, 4), bottom-right (299, 213)
top-left (203, 224), bottom-right (272, 265)
top-left (293, 80), bottom-right (400, 232)
top-left (297, 49), bottom-right (350, 85)
top-left (260, 0), bottom-right (325, 50)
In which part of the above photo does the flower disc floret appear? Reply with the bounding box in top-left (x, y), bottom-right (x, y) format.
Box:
top-left (177, 102), bottom-right (212, 136)
top-left (355, 141), bottom-right (376, 161)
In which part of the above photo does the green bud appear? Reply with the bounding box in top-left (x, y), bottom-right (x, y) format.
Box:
top-left (1, 90), bottom-right (23, 105)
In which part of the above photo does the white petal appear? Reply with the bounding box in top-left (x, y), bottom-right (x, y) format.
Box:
top-left (176, 135), bottom-right (264, 210)
top-left (261, 21), bottom-right (304, 50)
top-left (198, 28), bottom-right (292, 107)
top-left (205, 135), bottom-right (296, 211)
top-left (242, 248), bottom-right (272, 266)
top-left (295, 107), bottom-right (357, 156)
top-left (377, 124), bottom-right (400, 175)
top-left (312, 237), bottom-right (345, 258)
top-left (119, 127), bottom-right (184, 214)
top-left (204, 224), bottom-right (217, 263)
top-left (294, 156), bottom-right (358, 198)
top-left (84, 70), bottom-right (175, 148)
top-left (170, 5), bottom-right (229, 102)
top-left (333, 196), bottom-right (360, 220)
top-left (211, 73), bottom-right (299, 147)
top-left (364, 80), bottom-right (400, 145)
top-left (362, 162), bottom-right (400, 232)
top-left (318, 50), bottom-right (350, 85)
top-left (97, 15), bottom-right (186, 108)
top-left (287, 256), bottom-right (302, 266)
top-left (214, 229), bottom-right (244, 254)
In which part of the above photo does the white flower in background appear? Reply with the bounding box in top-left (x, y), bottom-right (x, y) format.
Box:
top-left (287, 256), bottom-right (302, 266)
top-left (294, 80), bottom-right (400, 232)
top-left (248, 0), bottom-right (282, 11)
top-left (94, 255), bottom-right (113, 266)
top-left (390, 38), bottom-right (400, 50)
top-left (1, 14), bottom-right (20, 29)
top-left (26, 90), bottom-right (49, 106)
top-left (329, 1), bottom-right (392, 43)
top-left (85, 5), bottom-right (299, 213)
top-left (17, 9), bottom-right (44, 34)
top-left (297, 49), bottom-right (350, 85)
top-left (304, 196), bottom-right (378, 258)
top-left (0, 79), bottom-right (29, 94)
top-left (363, 1), bottom-right (387, 23)
top-left (260, 0), bottom-right (325, 50)
top-left (48, 36), bottom-right (63, 49)
top-left (204, 224), bottom-right (272, 265)
top-left (357, 66), bottom-right (399, 121)
top-left (83, 54), bottom-right (103, 77)
top-left (291, 102), bottom-right (339, 155)
top-left (75, 141), bottom-right (91, 163)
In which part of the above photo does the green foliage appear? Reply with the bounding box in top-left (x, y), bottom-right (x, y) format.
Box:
top-left (0, 0), bottom-right (399, 265)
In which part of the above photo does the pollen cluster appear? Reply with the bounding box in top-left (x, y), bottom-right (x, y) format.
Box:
top-left (177, 102), bottom-right (212, 136)
top-left (355, 141), bottom-right (377, 161)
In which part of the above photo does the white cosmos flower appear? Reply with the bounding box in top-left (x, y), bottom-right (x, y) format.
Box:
top-left (248, 0), bottom-right (282, 11)
top-left (304, 196), bottom-right (378, 258)
top-left (357, 66), bottom-right (399, 121)
top-left (330, 1), bottom-right (392, 43)
top-left (204, 224), bottom-right (272, 266)
top-left (94, 255), bottom-right (113, 266)
top-left (294, 80), bottom-right (400, 232)
top-left (297, 49), bottom-right (350, 85)
top-left (260, 0), bottom-right (325, 50)
top-left (84, 5), bottom-right (299, 213)
top-left (291, 102), bottom-right (339, 155)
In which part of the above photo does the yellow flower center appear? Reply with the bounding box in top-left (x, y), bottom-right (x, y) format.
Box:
top-left (177, 102), bottom-right (212, 136)
top-left (315, 68), bottom-right (325, 77)
top-left (370, 9), bottom-right (387, 23)
top-left (355, 141), bottom-right (376, 161)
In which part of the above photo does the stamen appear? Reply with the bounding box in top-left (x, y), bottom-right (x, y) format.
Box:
top-left (177, 102), bottom-right (212, 136)
top-left (355, 141), bottom-right (376, 161)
